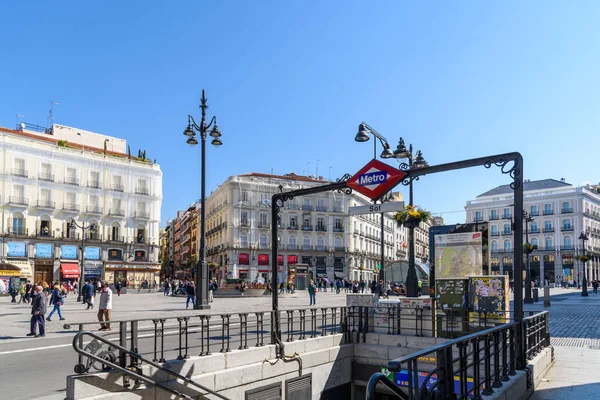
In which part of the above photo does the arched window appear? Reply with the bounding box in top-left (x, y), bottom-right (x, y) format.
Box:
top-left (531, 238), bottom-right (538, 247)
top-left (335, 236), bottom-right (342, 248)
top-left (317, 236), bottom-right (325, 251)
top-left (563, 236), bottom-right (572, 248)
top-left (491, 240), bottom-right (498, 252)
top-left (303, 235), bottom-right (311, 251)
top-left (545, 237), bottom-right (553, 249)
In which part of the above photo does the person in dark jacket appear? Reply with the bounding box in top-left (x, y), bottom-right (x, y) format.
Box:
top-left (83, 281), bottom-right (95, 309)
top-left (185, 280), bottom-right (195, 309)
top-left (47, 285), bottom-right (66, 321)
top-left (27, 286), bottom-right (47, 337)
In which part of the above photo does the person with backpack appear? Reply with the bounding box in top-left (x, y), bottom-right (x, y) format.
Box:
top-left (46, 285), bottom-right (66, 321)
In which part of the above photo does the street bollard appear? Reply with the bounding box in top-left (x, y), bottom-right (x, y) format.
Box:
top-left (533, 288), bottom-right (539, 302)
top-left (543, 285), bottom-right (551, 307)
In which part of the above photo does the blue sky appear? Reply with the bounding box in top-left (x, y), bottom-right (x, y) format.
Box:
top-left (2, 1), bottom-right (599, 226)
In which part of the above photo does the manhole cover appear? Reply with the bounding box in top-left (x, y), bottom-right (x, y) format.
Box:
top-left (589, 345), bottom-right (600, 350)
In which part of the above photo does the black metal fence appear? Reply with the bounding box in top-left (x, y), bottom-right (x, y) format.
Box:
top-left (367, 311), bottom-right (550, 400)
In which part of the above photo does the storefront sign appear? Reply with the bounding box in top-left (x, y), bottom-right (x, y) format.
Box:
top-left (85, 247), bottom-right (101, 260)
top-left (258, 254), bottom-right (269, 266)
top-left (238, 253), bottom-right (249, 265)
top-left (277, 255), bottom-right (284, 266)
top-left (288, 255), bottom-right (298, 265)
top-left (7, 242), bottom-right (26, 257)
top-left (61, 245), bottom-right (78, 260)
top-left (35, 243), bottom-right (53, 259)
top-left (84, 262), bottom-right (103, 278)
top-left (9, 260), bottom-right (33, 279)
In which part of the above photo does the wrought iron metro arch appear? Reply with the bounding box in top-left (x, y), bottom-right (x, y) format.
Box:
top-left (270, 152), bottom-right (524, 368)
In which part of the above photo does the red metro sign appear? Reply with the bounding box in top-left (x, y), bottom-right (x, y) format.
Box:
top-left (347, 159), bottom-right (406, 200)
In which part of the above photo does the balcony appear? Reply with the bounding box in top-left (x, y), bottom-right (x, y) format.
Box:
top-left (11, 168), bottom-right (28, 177)
top-left (135, 187), bottom-right (150, 195)
top-left (302, 225), bottom-right (313, 231)
top-left (87, 233), bottom-right (103, 241)
top-left (333, 227), bottom-right (344, 232)
top-left (561, 208), bottom-right (573, 214)
top-left (474, 217), bottom-right (484, 223)
top-left (38, 173), bottom-right (55, 182)
top-left (316, 206), bottom-right (328, 212)
top-left (561, 245), bottom-right (575, 251)
top-left (8, 196), bottom-right (28, 206)
top-left (541, 246), bottom-right (554, 251)
top-left (316, 246), bottom-right (326, 252)
top-left (543, 228), bottom-right (554, 233)
top-left (489, 215), bottom-right (499, 220)
top-left (333, 207), bottom-right (344, 213)
top-left (530, 211), bottom-right (540, 216)
top-left (109, 209), bottom-right (125, 217)
top-left (87, 181), bottom-right (102, 189)
top-left (288, 204), bottom-right (298, 210)
top-left (561, 226), bottom-right (573, 232)
top-left (316, 225), bottom-right (327, 232)
top-left (257, 223), bottom-right (270, 229)
top-left (6, 228), bottom-right (28, 236)
top-left (134, 211), bottom-right (150, 219)
top-left (240, 221), bottom-right (250, 227)
top-left (107, 235), bottom-right (125, 243)
top-left (334, 246), bottom-right (346, 252)
top-left (111, 184), bottom-right (124, 192)
top-left (503, 214), bottom-right (512, 220)
top-left (490, 232), bottom-right (500, 237)
top-left (35, 200), bottom-right (55, 209)
top-left (302, 245), bottom-right (313, 251)
top-left (35, 229), bottom-right (55, 238)
top-left (63, 203), bottom-right (80, 212)
top-left (302, 205), bottom-right (313, 211)
top-left (543, 210), bottom-right (553, 215)
top-left (85, 206), bottom-right (102, 214)
top-left (287, 244), bottom-right (298, 251)
top-left (61, 232), bottom-right (80, 240)
top-left (64, 177), bottom-right (79, 186)
top-left (502, 231), bottom-right (512, 236)
top-left (287, 225), bottom-right (298, 230)
top-left (529, 228), bottom-right (540, 234)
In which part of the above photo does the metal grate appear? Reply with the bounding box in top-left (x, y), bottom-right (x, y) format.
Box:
top-left (245, 382), bottom-right (281, 400)
top-left (551, 337), bottom-right (600, 348)
top-left (286, 374), bottom-right (312, 400)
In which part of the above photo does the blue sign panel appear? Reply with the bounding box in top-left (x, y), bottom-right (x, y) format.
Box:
top-left (61, 245), bottom-right (78, 260)
top-left (358, 170), bottom-right (387, 186)
top-left (35, 243), bottom-right (53, 259)
top-left (83, 262), bottom-right (103, 278)
top-left (85, 247), bottom-right (101, 260)
top-left (7, 242), bottom-right (26, 257)
top-left (395, 370), bottom-right (474, 396)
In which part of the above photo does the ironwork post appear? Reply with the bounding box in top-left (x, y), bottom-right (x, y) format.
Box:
top-left (513, 154), bottom-right (525, 369)
top-left (581, 233), bottom-right (589, 296)
top-left (524, 215), bottom-right (532, 304)
top-left (195, 90), bottom-right (210, 310)
top-left (271, 194), bottom-right (281, 354)
top-left (406, 151), bottom-right (418, 297)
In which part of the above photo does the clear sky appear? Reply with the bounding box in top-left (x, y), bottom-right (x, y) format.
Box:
top-left (2, 1), bottom-right (599, 226)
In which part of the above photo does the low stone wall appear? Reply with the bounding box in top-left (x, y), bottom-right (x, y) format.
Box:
top-left (213, 288), bottom-right (267, 297)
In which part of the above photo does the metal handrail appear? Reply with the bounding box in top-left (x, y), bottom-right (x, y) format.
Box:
top-left (72, 331), bottom-right (229, 400)
top-left (366, 372), bottom-right (409, 400)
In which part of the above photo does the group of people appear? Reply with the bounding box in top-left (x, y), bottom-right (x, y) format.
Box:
top-left (163, 278), bottom-right (218, 307)
top-left (23, 280), bottom-right (114, 338)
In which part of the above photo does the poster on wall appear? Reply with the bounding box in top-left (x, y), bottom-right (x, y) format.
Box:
top-left (61, 245), bottom-right (78, 260)
top-left (468, 276), bottom-right (509, 325)
top-left (7, 242), bottom-right (26, 257)
top-left (435, 232), bottom-right (483, 279)
top-left (35, 244), bottom-right (53, 258)
top-left (84, 247), bottom-right (101, 260)
top-left (435, 279), bottom-right (468, 310)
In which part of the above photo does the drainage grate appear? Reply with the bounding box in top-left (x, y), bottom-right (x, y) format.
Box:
top-left (551, 338), bottom-right (600, 348)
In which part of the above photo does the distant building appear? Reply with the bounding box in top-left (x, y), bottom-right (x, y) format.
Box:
top-left (0, 123), bottom-right (162, 287)
top-left (465, 179), bottom-right (600, 285)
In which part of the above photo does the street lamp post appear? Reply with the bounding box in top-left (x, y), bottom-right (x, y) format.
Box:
top-left (579, 232), bottom-right (589, 297)
top-left (522, 212), bottom-right (534, 304)
top-left (394, 138), bottom-right (428, 298)
top-left (70, 219), bottom-right (96, 302)
top-left (355, 123), bottom-right (397, 285)
top-left (183, 89), bottom-right (223, 310)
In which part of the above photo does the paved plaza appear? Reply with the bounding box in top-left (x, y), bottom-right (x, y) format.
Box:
top-left (1, 287), bottom-right (599, 399)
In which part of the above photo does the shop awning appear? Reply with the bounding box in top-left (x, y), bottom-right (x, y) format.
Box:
top-left (61, 262), bottom-right (80, 278)
top-left (0, 263), bottom-right (21, 277)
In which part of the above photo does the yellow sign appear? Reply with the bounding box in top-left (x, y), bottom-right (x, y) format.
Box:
top-left (0, 269), bottom-right (21, 277)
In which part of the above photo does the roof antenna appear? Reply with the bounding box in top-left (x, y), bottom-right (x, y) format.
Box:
top-left (316, 159), bottom-right (319, 178)
top-left (47, 101), bottom-right (59, 131)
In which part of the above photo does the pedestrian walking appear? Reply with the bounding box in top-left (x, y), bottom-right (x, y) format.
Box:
top-left (27, 286), bottom-right (47, 337)
top-left (98, 282), bottom-right (113, 331)
top-left (47, 285), bottom-right (66, 321)
top-left (83, 280), bottom-right (95, 309)
top-left (9, 284), bottom-right (18, 303)
top-left (308, 279), bottom-right (317, 306)
top-left (115, 281), bottom-right (122, 297)
top-left (185, 280), bottom-right (196, 309)
top-left (18, 282), bottom-right (27, 303)
top-left (417, 279), bottom-right (422, 297)
top-left (163, 281), bottom-right (170, 296)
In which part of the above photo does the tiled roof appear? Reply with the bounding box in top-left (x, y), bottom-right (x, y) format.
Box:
top-left (477, 179), bottom-right (572, 197)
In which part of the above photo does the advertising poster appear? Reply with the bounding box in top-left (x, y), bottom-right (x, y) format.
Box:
top-left (435, 279), bottom-right (468, 310)
top-left (84, 247), bottom-right (101, 260)
top-left (61, 245), bottom-right (78, 260)
top-left (468, 276), bottom-right (509, 325)
top-left (7, 242), bottom-right (26, 257)
top-left (35, 244), bottom-right (53, 258)
top-left (435, 233), bottom-right (483, 279)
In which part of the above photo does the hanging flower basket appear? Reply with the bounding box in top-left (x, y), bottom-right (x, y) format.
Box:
top-left (579, 255), bottom-right (591, 263)
top-left (523, 242), bottom-right (538, 254)
top-left (394, 205), bottom-right (431, 228)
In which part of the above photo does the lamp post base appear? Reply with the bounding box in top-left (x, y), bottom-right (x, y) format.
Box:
top-left (582, 277), bottom-right (589, 297)
top-left (193, 304), bottom-right (211, 310)
top-left (405, 267), bottom-right (419, 298)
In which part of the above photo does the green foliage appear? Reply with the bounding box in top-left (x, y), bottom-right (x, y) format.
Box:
top-left (57, 140), bottom-right (67, 147)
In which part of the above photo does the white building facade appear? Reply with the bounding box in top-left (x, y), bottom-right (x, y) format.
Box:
top-left (465, 179), bottom-right (600, 285)
top-left (200, 172), bottom-right (428, 284)
top-left (0, 124), bottom-right (162, 288)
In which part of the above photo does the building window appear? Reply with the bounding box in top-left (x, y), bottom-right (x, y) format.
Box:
top-left (12, 215), bottom-right (24, 235)
top-left (108, 249), bottom-right (123, 261)
top-left (335, 218), bottom-right (343, 231)
top-left (259, 213), bottom-right (268, 227)
top-left (544, 204), bottom-right (552, 215)
top-left (491, 241), bottom-right (498, 252)
top-left (289, 216), bottom-right (297, 228)
top-left (503, 208), bottom-right (511, 218)
top-left (545, 237), bottom-right (553, 249)
top-left (66, 167), bottom-right (78, 184)
top-left (303, 199), bottom-right (312, 210)
top-left (240, 211), bottom-right (249, 226)
top-left (317, 236), bottom-right (325, 251)
top-left (14, 158), bottom-right (26, 176)
top-left (134, 250), bottom-right (146, 261)
top-left (335, 237), bottom-right (342, 248)
top-left (303, 216), bottom-right (311, 229)
top-left (289, 235), bottom-right (296, 249)
top-left (503, 240), bottom-right (511, 251)
top-left (490, 209), bottom-right (498, 220)
top-left (563, 236), bottom-right (572, 249)
top-left (303, 236), bottom-right (311, 251)
top-left (475, 211), bottom-right (482, 222)
top-left (317, 217), bottom-right (325, 231)
top-left (136, 228), bottom-right (146, 243)
top-left (562, 219), bottom-right (572, 230)
top-left (317, 198), bottom-right (326, 211)
top-left (240, 233), bottom-right (248, 248)
top-left (544, 221), bottom-right (552, 231)
top-left (491, 225), bottom-right (498, 235)
top-left (503, 224), bottom-right (511, 234)
top-left (562, 202), bottom-right (571, 212)
top-left (66, 192), bottom-right (77, 208)
top-left (259, 233), bottom-right (267, 248)
top-left (530, 205), bottom-right (538, 216)
top-left (530, 222), bottom-right (538, 233)
top-left (40, 163), bottom-right (53, 181)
